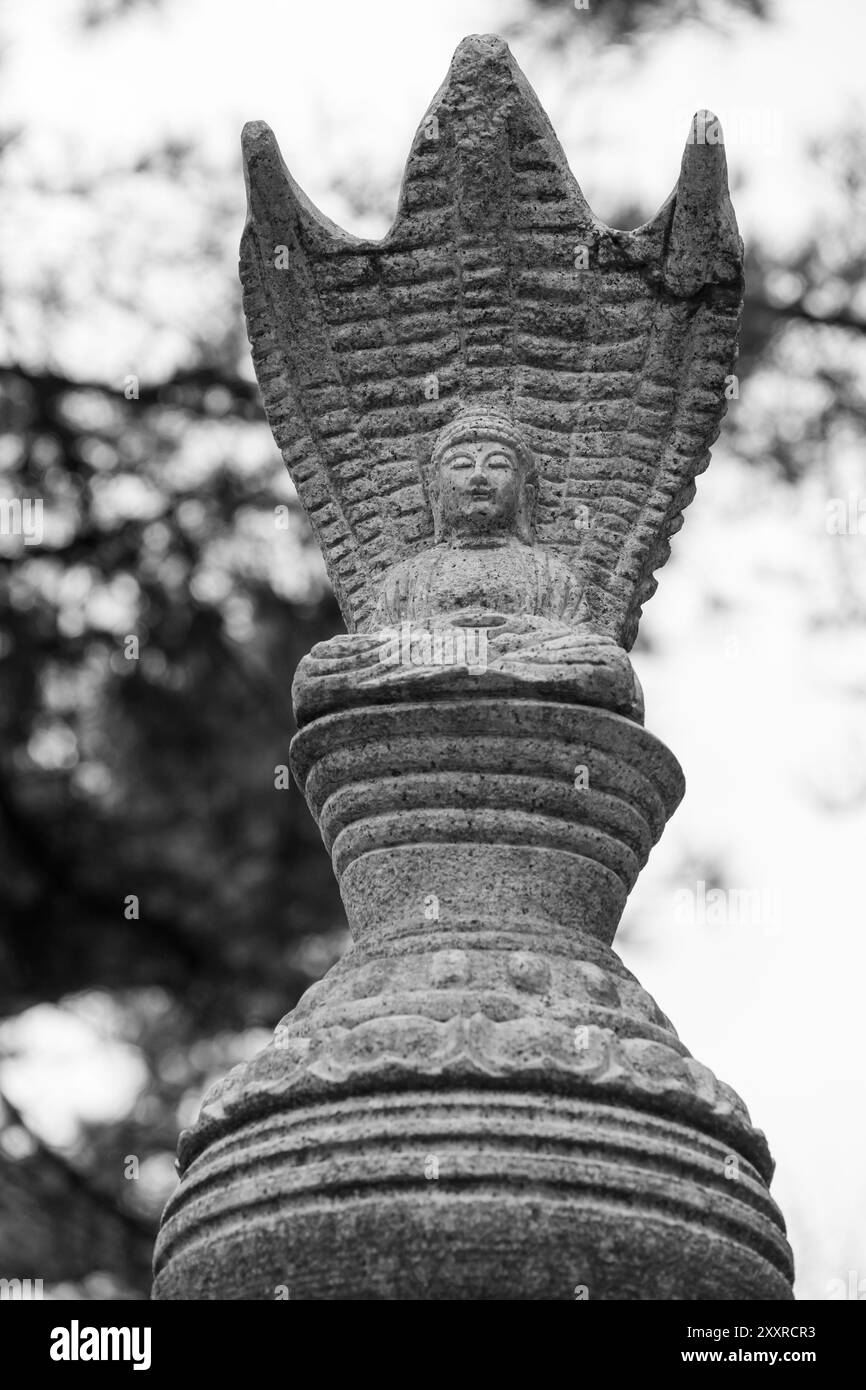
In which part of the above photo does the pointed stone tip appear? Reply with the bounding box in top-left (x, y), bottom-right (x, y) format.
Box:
top-left (684, 109), bottom-right (727, 156)
top-left (452, 32), bottom-right (511, 68)
top-left (241, 121), bottom-right (290, 224)
top-left (241, 120), bottom-right (277, 163)
top-left (666, 106), bottom-right (741, 295)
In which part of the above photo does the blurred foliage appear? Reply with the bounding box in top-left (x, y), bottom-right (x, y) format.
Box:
top-left (511, 0), bottom-right (770, 43)
top-left (0, 0), bottom-right (864, 1300)
top-left (0, 347), bottom-right (350, 1290)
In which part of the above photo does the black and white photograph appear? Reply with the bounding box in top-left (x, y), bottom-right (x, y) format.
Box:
top-left (0, 0), bottom-right (863, 1345)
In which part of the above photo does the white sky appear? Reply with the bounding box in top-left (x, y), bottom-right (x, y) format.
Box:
top-left (4, 0), bottom-right (866, 244)
top-left (2, 0), bottom-right (866, 1300)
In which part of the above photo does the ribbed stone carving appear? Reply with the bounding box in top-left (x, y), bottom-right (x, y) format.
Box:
top-left (154, 693), bottom-right (792, 1299)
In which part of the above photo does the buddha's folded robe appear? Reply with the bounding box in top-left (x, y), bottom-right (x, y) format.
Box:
top-left (292, 617), bottom-right (645, 724)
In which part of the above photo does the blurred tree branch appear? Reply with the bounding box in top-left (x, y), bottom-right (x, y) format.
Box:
top-left (749, 295), bottom-right (866, 336)
top-left (0, 1089), bottom-right (154, 1284)
top-left (1, 365), bottom-right (262, 420)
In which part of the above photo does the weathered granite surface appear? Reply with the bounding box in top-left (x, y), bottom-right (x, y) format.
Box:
top-left (152, 34), bottom-right (794, 1301)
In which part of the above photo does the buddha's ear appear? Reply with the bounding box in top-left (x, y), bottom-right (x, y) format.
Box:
top-left (424, 467), bottom-right (443, 540)
top-left (427, 464), bottom-right (440, 499)
top-left (521, 478), bottom-right (539, 539)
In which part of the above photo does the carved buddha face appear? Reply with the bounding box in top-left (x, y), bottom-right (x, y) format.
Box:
top-left (429, 414), bottom-right (537, 543)
top-left (438, 438), bottom-right (522, 535)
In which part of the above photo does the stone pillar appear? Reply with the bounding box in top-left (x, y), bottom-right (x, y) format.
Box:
top-left (153, 34), bottom-right (794, 1301)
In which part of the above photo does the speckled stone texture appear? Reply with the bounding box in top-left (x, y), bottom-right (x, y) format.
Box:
top-left (154, 697), bottom-right (792, 1299)
top-left (152, 34), bottom-right (794, 1300)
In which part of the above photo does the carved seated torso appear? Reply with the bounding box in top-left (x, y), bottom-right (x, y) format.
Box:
top-left (370, 537), bottom-right (583, 630)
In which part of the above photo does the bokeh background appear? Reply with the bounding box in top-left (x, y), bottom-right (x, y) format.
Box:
top-left (1, 0), bottom-right (864, 1300)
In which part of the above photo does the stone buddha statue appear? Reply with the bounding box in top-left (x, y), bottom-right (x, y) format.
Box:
top-left (293, 407), bottom-right (644, 725)
top-left (155, 43), bottom-right (796, 1307)
top-left (371, 408), bottom-right (583, 631)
